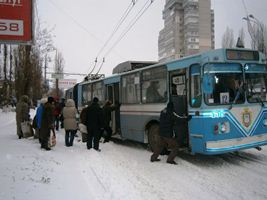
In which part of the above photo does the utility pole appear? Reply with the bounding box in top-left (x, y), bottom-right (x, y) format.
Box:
top-left (56, 78), bottom-right (59, 97)
top-left (44, 54), bottom-right (48, 90)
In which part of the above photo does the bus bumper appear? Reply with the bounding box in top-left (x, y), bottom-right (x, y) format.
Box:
top-left (203, 134), bottom-right (267, 155)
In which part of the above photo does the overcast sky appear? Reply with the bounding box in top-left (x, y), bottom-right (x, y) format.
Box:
top-left (37, 0), bottom-right (267, 82)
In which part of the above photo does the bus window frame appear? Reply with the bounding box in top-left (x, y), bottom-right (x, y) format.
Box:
top-left (203, 62), bottom-right (245, 106)
top-left (245, 63), bottom-right (267, 103)
top-left (82, 83), bottom-right (92, 106)
top-left (121, 71), bottom-right (141, 104)
top-left (92, 81), bottom-right (105, 104)
top-left (141, 65), bottom-right (168, 104)
top-left (189, 64), bottom-right (202, 108)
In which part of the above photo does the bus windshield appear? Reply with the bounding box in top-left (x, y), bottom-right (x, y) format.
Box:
top-left (203, 63), bottom-right (245, 105)
top-left (245, 64), bottom-right (267, 103)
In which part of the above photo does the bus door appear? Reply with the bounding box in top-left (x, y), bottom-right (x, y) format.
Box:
top-left (169, 70), bottom-right (189, 147)
top-left (106, 83), bottom-right (121, 135)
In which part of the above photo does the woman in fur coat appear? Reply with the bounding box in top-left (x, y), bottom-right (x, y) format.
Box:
top-left (62, 99), bottom-right (78, 146)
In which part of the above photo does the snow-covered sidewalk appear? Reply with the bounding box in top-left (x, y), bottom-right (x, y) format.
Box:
top-left (0, 110), bottom-right (267, 200)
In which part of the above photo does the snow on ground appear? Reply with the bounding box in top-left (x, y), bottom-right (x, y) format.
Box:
top-left (0, 109), bottom-right (267, 200)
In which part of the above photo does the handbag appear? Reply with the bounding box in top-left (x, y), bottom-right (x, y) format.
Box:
top-left (49, 128), bottom-right (56, 147)
top-left (21, 121), bottom-right (33, 138)
top-left (78, 123), bottom-right (87, 134)
top-left (81, 132), bottom-right (88, 143)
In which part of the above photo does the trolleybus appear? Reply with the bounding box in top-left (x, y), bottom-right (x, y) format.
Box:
top-left (72, 48), bottom-right (267, 155)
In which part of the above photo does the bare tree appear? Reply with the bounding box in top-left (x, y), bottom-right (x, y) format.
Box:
top-left (13, 24), bottom-right (55, 105)
top-left (221, 27), bottom-right (235, 48)
top-left (51, 50), bottom-right (65, 97)
top-left (244, 15), bottom-right (267, 55)
top-left (54, 51), bottom-right (64, 74)
top-left (2, 44), bottom-right (8, 103)
top-left (250, 22), bottom-right (267, 55)
top-left (14, 45), bottom-right (32, 101)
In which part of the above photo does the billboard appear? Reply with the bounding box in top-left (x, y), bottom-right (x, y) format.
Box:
top-left (58, 79), bottom-right (77, 90)
top-left (0, 0), bottom-right (33, 44)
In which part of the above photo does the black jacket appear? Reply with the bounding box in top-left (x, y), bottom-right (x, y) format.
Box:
top-left (102, 104), bottom-right (116, 127)
top-left (85, 102), bottom-right (104, 133)
top-left (159, 107), bottom-right (176, 138)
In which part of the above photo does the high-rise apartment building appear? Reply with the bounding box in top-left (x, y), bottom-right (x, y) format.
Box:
top-left (158, 0), bottom-right (214, 62)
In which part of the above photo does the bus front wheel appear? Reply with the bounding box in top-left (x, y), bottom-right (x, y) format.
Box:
top-left (148, 124), bottom-right (160, 152)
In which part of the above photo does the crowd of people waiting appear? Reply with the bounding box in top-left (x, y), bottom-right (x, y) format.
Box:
top-left (15, 95), bottom-right (190, 165)
top-left (15, 95), bottom-right (118, 152)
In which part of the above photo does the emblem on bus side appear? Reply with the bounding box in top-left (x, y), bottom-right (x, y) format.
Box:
top-left (242, 108), bottom-right (252, 128)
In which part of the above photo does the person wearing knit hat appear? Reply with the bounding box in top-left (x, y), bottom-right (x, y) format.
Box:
top-left (48, 96), bottom-right (54, 103)
top-left (39, 96), bottom-right (55, 151)
top-left (93, 97), bottom-right (99, 103)
top-left (84, 96), bottom-right (104, 151)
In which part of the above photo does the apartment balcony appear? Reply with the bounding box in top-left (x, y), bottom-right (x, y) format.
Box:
top-left (165, 0), bottom-right (180, 10)
top-left (183, 0), bottom-right (198, 8)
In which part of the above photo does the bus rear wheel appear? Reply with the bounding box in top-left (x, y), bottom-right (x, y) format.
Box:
top-left (148, 124), bottom-right (160, 152)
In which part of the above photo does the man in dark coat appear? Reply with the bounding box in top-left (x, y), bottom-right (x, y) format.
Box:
top-left (39, 97), bottom-right (55, 150)
top-left (85, 97), bottom-right (104, 151)
top-left (150, 102), bottom-right (180, 165)
top-left (16, 95), bottom-right (30, 139)
top-left (59, 98), bottom-right (65, 128)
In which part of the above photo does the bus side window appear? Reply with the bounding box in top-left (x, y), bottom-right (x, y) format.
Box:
top-left (142, 66), bottom-right (167, 103)
top-left (190, 64), bottom-right (201, 107)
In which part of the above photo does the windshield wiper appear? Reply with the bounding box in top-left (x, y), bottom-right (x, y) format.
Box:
top-left (229, 83), bottom-right (244, 110)
top-left (250, 86), bottom-right (265, 107)
top-left (255, 97), bottom-right (265, 107)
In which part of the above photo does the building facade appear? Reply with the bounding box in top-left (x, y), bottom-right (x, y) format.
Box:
top-left (158, 0), bottom-right (214, 62)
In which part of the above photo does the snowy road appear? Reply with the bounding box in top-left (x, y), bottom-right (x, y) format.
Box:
top-left (0, 110), bottom-right (267, 200)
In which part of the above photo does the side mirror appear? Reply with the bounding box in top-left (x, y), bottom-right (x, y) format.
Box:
top-left (203, 74), bottom-right (214, 94)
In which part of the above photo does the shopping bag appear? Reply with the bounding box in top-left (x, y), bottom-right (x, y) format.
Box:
top-left (21, 121), bottom-right (34, 138)
top-left (49, 129), bottom-right (56, 147)
top-left (78, 123), bottom-right (88, 143)
top-left (81, 132), bottom-right (88, 143)
top-left (78, 123), bottom-right (87, 134)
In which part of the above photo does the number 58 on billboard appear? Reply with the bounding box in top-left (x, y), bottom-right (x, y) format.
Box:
top-left (0, 0), bottom-right (33, 44)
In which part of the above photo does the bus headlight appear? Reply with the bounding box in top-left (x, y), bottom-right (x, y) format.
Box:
top-left (263, 119), bottom-right (267, 127)
top-left (214, 122), bottom-right (230, 134)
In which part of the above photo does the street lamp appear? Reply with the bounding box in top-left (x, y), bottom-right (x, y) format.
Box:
top-left (243, 14), bottom-right (265, 54)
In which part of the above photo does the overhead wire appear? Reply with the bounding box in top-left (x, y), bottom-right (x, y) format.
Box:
top-left (95, 58), bottom-right (105, 75)
top-left (46, 0), bottom-right (106, 76)
top-left (95, 0), bottom-right (155, 75)
top-left (92, 0), bottom-right (138, 75)
top-left (44, 0), bottom-right (155, 77)
top-left (241, 0), bottom-right (255, 41)
top-left (95, 0), bottom-right (137, 59)
top-left (242, 0), bottom-right (248, 16)
top-left (104, 0), bottom-right (155, 59)
top-left (47, 0), bottom-right (100, 42)
top-left (87, 58), bottom-right (98, 75)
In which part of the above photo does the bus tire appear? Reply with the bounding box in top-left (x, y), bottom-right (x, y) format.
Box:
top-left (148, 124), bottom-right (160, 152)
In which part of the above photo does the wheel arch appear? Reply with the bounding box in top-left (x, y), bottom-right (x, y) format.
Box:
top-left (144, 119), bottom-right (159, 143)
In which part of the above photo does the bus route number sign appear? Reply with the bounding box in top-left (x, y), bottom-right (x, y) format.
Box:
top-left (0, 0), bottom-right (33, 44)
top-left (0, 19), bottom-right (24, 36)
